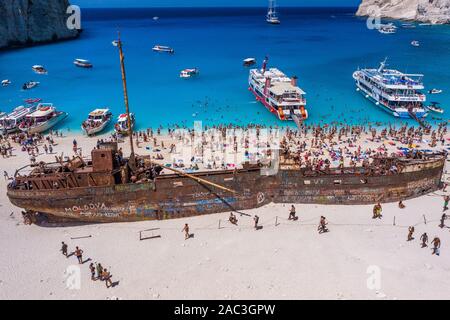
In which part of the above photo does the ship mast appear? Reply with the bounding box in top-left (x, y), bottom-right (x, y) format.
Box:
top-left (116, 31), bottom-right (136, 170)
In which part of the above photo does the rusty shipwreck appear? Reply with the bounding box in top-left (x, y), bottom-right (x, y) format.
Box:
top-left (5, 34), bottom-right (447, 224)
top-left (6, 143), bottom-right (446, 223)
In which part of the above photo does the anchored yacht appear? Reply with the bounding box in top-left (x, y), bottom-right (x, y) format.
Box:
top-left (266, 0), bottom-right (280, 24)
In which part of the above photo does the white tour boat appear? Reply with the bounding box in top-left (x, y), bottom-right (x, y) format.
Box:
top-left (19, 103), bottom-right (68, 134)
top-left (1, 80), bottom-right (11, 87)
top-left (266, 0), bottom-right (280, 24)
top-left (0, 105), bottom-right (37, 134)
top-left (180, 68), bottom-right (199, 79)
top-left (114, 113), bottom-right (135, 135)
top-left (81, 108), bottom-right (113, 136)
top-left (74, 59), bottom-right (93, 68)
top-left (353, 59), bottom-right (428, 119)
top-left (152, 45), bottom-right (174, 53)
top-left (248, 57), bottom-right (308, 122)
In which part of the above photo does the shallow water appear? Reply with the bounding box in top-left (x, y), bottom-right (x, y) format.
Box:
top-left (0, 7), bottom-right (449, 132)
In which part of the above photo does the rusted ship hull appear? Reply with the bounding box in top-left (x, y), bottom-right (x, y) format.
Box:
top-left (7, 157), bottom-right (445, 223)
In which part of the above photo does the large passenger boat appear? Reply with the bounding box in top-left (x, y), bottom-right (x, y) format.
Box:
top-left (353, 59), bottom-right (428, 119)
top-left (19, 103), bottom-right (68, 134)
top-left (0, 105), bottom-right (37, 134)
top-left (82, 108), bottom-right (113, 136)
top-left (248, 57), bottom-right (308, 122)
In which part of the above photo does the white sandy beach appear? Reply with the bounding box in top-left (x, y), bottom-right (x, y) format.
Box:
top-left (0, 129), bottom-right (450, 300)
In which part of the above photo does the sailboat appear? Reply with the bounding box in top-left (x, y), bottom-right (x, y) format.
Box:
top-left (266, 0), bottom-right (280, 24)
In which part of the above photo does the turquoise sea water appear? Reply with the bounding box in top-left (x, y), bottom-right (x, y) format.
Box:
top-left (0, 7), bottom-right (449, 132)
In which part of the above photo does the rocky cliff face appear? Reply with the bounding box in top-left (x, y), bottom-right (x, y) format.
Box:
top-left (0, 0), bottom-right (80, 49)
top-left (356, 0), bottom-right (450, 24)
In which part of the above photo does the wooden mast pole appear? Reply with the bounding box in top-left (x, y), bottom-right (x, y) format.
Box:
top-left (115, 33), bottom-right (236, 194)
top-left (159, 165), bottom-right (238, 194)
top-left (117, 31), bottom-right (136, 170)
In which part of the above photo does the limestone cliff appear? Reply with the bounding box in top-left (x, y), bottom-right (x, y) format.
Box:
top-left (356, 0), bottom-right (450, 24)
top-left (0, 0), bottom-right (80, 49)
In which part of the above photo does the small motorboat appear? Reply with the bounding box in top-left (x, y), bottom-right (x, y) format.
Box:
top-left (426, 102), bottom-right (444, 114)
top-left (180, 68), bottom-right (199, 79)
top-left (81, 108), bottom-right (113, 136)
top-left (429, 88), bottom-right (443, 94)
top-left (243, 58), bottom-right (256, 67)
top-left (152, 45), bottom-right (174, 53)
top-left (153, 16), bottom-right (159, 21)
top-left (19, 103), bottom-right (68, 134)
top-left (74, 58), bottom-right (93, 68)
top-left (32, 65), bottom-right (48, 74)
top-left (114, 113), bottom-right (135, 135)
top-left (22, 81), bottom-right (39, 90)
top-left (411, 40), bottom-right (420, 47)
top-left (112, 40), bottom-right (119, 47)
top-left (1, 80), bottom-right (11, 87)
top-left (378, 23), bottom-right (397, 34)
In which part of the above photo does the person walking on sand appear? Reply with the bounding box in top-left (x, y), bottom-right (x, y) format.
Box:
top-left (372, 203), bottom-right (382, 219)
top-left (61, 241), bottom-right (68, 257)
top-left (431, 237), bottom-right (441, 256)
top-left (74, 246), bottom-right (83, 264)
top-left (444, 195), bottom-right (450, 211)
top-left (420, 232), bottom-right (428, 248)
top-left (318, 216), bottom-right (329, 234)
top-left (89, 263), bottom-right (96, 281)
top-left (288, 205), bottom-right (297, 220)
top-left (407, 226), bottom-right (415, 241)
top-left (254, 215), bottom-right (259, 230)
top-left (96, 263), bottom-right (104, 280)
top-left (182, 223), bottom-right (190, 240)
top-left (229, 212), bottom-right (238, 225)
top-left (439, 213), bottom-right (446, 228)
top-left (102, 269), bottom-right (113, 288)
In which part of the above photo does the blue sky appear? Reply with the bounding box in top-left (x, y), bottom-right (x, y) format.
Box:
top-left (73, 0), bottom-right (360, 8)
